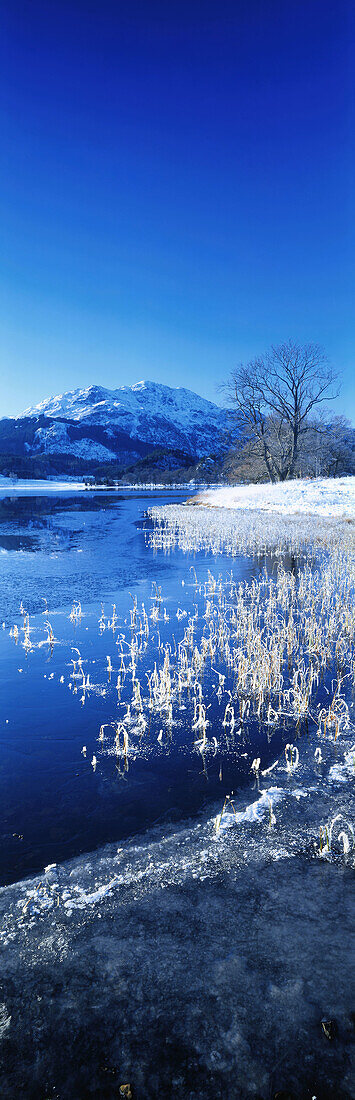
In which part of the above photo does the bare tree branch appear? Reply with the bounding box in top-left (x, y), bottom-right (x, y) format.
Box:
top-left (225, 340), bottom-right (339, 481)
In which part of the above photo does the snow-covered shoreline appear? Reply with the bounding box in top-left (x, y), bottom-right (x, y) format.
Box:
top-left (189, 475), bottom-right (355, 518)
top-left (0, 477), bottom-right (91, 494)
top-left (1, 475), bottom-right (354, 513)
top-left (0, 478), bottom-right (205, 495)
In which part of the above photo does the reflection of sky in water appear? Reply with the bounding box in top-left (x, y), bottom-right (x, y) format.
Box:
top-left (0, 491), bottom-right (193, 617)
top-left (0, 493), bottom-right (353, 1100)
top-left (0, 490), bottom-right (261, 884)
top-left (0, 490), bottom-right (353, 895)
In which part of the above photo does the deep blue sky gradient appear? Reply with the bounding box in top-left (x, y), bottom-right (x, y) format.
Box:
top-left (1, 1), bottom-right (354, 417)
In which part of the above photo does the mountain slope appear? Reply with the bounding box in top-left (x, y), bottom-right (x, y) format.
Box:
top-left (24, 381), bottom-right (226, 457)
top-left (0, 415), bottom-right (158, 468)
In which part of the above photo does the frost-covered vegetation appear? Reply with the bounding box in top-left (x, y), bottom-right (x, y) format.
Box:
top-left (187, 474), bottom-right (355, 516)
top-left (1, 487), bottom-right (355, 1099)
top-left (3, 541), bottom-right (355, 918)
top-left (148, 492), bottom-right (355, 558)
top-left (7, 505), bottom-right (355, 867)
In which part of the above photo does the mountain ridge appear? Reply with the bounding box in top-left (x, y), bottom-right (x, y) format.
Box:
top-left (23, 380), bottom-right (227, 459)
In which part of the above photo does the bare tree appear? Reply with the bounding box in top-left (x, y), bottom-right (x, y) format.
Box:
top-left (299, 416), bottom-right (355, 478)
top-left (227, 340), bottom-right (338, 482)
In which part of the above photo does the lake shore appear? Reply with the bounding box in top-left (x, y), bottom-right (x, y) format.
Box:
top-left (188, 475), bottom-right (355, 518)
top-left (1, 797), bottom-right (354, 1100)
top-left (0, 483), bottom-right (354, 1098)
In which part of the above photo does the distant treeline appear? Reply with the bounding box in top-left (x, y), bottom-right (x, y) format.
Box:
top-left (0, 446), bottom-right (205, 484)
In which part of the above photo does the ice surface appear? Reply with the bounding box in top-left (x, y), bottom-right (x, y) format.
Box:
top-left (329, 744), bottom-right (355, 784)
top-left (215, 786), bottom-right (284, 831)
top-left (0, 487), bottom-right (354, 1098)
top-left (0, 778), bottom-right (354, 1098)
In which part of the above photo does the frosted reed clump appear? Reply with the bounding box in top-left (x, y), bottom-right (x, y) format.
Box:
top-left (147, 504), bottom-right (355, 558)
top-left (73, 542), bottom-right (355, 782)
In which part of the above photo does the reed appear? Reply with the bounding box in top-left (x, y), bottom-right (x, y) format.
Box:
top-left (95, 543), bottom-right (354, 767)
top-left (318, 813), bottom-right (354, 860)
top-left (13, 503), bottom-right (351, 832)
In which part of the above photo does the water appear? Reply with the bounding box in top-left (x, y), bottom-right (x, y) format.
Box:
top-left (0, 489), bottom-right (275, 885)
top-left (0, 488), bottom-right (354, 1098)
top-left (0, 488), bottom-right (353, 892)
top-left (0, 490), bottom-right (184, 617)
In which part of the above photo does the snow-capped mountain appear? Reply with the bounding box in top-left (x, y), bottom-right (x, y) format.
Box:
top-left (24, 381), bottom-right (226, 458)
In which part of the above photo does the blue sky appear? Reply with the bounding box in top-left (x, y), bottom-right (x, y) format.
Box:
top-left (1, 0), bottom-right (354, 418)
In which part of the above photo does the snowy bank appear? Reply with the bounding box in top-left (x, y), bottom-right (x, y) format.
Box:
top-left (0, 477), bottom-right (90, 495)
top-left (0, 477), bottom-right (194, 496)
top-left (190, 476), bottom-right (355, 518)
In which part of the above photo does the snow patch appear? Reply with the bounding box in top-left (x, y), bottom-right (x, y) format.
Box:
top-left (329, 745), bottom-right (355, 784)
top-left (192, 477), bottom-right (355, 518)
top-left (30, 422), bottom-right (117, 461)
top-left (215, 787), bottom-right (284, 832)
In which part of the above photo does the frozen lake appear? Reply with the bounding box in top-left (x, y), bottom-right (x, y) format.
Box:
top-left (0, 488), bottom-right (354, 1098)
top-left (0, 489), bottom-right (276, 885)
